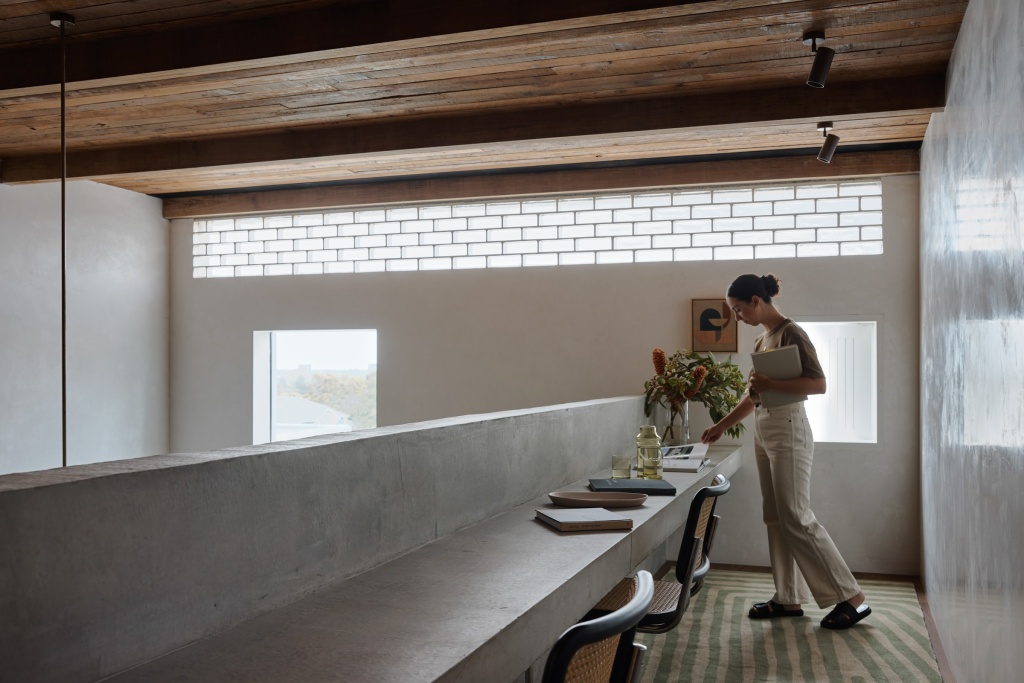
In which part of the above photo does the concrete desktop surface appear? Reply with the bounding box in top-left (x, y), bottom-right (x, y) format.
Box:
top-left (1, 396), bottom-right (740, 682)
top-left (106, 446), bottom-right (740, 683)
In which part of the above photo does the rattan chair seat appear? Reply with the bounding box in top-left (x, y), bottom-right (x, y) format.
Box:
top-left (595, 577), bottom-right (682, 618)
top-left (648, 581), bottom-right (684, 615)
top-left (594, 577), bottom-right (637, 611)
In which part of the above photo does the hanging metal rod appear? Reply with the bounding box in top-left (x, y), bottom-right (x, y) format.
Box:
top-left (51, 11), bottom-right (74, 468)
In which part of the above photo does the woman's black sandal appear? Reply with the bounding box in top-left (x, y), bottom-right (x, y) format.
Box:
top-left (748, 600), bottom-right (804, 619)
top-left (821, 601), bottom-right (872, 629)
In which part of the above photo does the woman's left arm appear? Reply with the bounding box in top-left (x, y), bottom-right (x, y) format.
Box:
top-left (749, 373), bottom-right (826, 396)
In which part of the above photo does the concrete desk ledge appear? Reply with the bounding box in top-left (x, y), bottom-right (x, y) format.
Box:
top-left (1, 397), bottom-right (741, 682)
top-left (106, 446), bottom-right (740, 683)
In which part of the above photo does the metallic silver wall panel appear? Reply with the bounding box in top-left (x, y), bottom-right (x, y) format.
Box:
top-left (920, 0), bottom-right (1024, 680)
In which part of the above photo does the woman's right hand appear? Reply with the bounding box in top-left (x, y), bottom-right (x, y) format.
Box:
top-left (702, 423), bottom-right (725, 444)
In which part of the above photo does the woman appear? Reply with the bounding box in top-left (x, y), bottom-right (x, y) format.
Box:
top-left (701, 273), bottom-right (870, 630)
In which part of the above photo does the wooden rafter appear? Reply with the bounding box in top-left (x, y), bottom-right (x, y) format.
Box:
top-left (161, 149), bottom-right (920, 218)
top-left (0, 0), bottom-right (967, 200)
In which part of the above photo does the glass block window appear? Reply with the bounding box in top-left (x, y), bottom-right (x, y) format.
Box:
top-left (192, 179), bottom-right (883, 278)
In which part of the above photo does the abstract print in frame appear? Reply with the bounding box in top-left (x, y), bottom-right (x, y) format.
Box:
top-left (691, 299), bottom-right (737, 352)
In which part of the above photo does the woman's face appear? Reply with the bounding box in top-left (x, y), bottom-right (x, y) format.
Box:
top-left (727, 296), bottom-right (762, 326)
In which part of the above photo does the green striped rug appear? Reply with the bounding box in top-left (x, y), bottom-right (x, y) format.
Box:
top-left (637, 569), bottom-right (942, 683)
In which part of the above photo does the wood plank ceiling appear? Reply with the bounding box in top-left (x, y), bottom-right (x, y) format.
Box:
top-left (0, 0), bottom-right (967, 215)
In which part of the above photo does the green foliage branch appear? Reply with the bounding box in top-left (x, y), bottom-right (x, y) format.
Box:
top-left (643, 349), bottom-right (747, 439)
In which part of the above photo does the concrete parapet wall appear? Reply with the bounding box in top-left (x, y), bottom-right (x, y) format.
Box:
top-left (0, 396), bottom-right (645, 683)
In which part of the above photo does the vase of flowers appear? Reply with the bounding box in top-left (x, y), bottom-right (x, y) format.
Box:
top-left (652, 399), bottom-right (690, 445)
top-left (643, 348), bottom-right (747, 444)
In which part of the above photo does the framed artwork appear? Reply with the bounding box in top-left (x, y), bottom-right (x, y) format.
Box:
top-left (691, 299), bottom-right (737, 352)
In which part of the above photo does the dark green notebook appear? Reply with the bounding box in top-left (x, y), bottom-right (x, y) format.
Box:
top-left (588, 478), bottom-right (677, 495)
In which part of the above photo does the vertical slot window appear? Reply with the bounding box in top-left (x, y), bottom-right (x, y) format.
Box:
top-left (798, 321), bottom-right (878, 443)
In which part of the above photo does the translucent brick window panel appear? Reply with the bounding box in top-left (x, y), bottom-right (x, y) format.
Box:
top-left (194, 179), bottom-right (884, 278)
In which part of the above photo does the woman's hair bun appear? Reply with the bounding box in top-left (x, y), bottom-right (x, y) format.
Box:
top-left (761, 273), bottom-right (781, 297)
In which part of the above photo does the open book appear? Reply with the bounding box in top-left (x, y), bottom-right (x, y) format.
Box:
top-left (751, 344), bottom-right (807, 408)
top-left (661, 443), bottom-right (708, 459)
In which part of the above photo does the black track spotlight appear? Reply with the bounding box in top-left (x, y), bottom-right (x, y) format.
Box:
top-left (816, 122), bottom-right (839, 164)
top-left (803, 30), bottom-right (835, 88)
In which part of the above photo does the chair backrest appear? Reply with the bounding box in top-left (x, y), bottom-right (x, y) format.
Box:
top-left (542, 571), bottom-right (655, 683)
top-left (667, 533), bottom-right (703, 621)
top-left (675, 474), bottom-right (731, 586)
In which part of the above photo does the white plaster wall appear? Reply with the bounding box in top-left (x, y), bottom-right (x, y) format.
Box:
top-left (920, 0), bottom-right (1024, 680)
top-left (714, 175), bottom-right (921, 576)
top-left (169, 175), bottom-right (920, 574)
top-left (0, 181), bottom-right (169, 474)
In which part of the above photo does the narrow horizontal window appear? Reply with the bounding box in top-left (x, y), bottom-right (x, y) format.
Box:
top-left (195, 180), bottom-right (884, 278)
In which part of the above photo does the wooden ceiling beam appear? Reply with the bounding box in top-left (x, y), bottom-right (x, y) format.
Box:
top-left (0, 0), bottom-right (705, 90)
top-left (0, 0), bottom-right (966, 95)
top-left (0, 74), bottom-right (944, 186)
top-left (160, 149), bottom-right (920, 218)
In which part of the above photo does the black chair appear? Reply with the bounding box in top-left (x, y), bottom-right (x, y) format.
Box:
top-left (541, 570), bottom-right (654, 683)
top-left (688, 474), bottom-right (730, 597)
top-left (587, 474), bottom-right (731, 634)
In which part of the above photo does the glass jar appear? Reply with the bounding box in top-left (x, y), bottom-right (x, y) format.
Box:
top-left (636, 425), bottom-right (663, 480)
